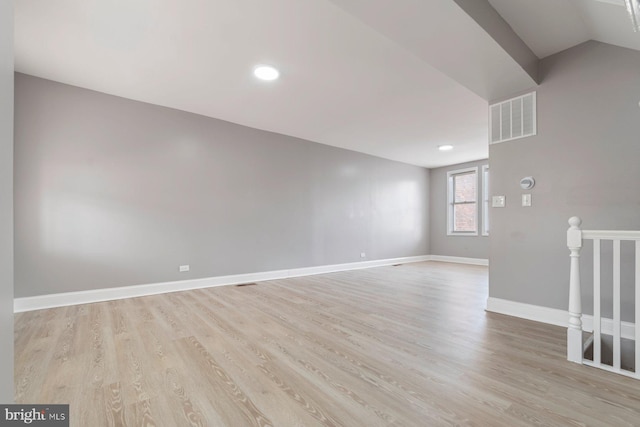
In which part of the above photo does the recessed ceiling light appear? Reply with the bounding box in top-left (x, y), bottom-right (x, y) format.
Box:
top-left (253, 65), bottom-right (280, 81)
top-left (438, 144), bottom-right (453, 151)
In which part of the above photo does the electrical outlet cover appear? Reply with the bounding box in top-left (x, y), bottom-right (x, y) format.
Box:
top-left (492, 195), bottom-right (506, 208)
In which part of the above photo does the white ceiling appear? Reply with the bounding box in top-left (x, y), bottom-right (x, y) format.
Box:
top-left (13, 0), bottom-right (640, 168)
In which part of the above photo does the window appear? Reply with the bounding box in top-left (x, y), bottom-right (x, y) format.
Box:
top-left (482, 165), bottom-right (489, 236)
top-left (447, 167), bottom-right (478, 235)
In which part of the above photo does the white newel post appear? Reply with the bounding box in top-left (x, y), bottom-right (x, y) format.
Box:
top-left (567, 216), bottom-right (583, 363)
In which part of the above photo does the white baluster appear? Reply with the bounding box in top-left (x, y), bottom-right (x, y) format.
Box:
top-left (613, 239), bottom-right (621, 370)
top-left (593, 239), bottom-right (601, 366)
top-left (567, 216), bottom-right (583, 363)
top-left (635, 240), bottom-right (640, 378)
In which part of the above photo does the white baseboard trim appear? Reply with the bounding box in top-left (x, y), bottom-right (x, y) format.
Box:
top-left (486, 297), bottom-right (568, 327)
top-left (14, 255), bottom-right (432, 313)
top-left (429, 255), bottom-right (489, 266)
top-left (486, 297), bottom-right (635, 340)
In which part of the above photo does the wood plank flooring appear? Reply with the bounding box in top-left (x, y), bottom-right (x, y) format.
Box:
top-left (14, 261), bottom-right (640, 426)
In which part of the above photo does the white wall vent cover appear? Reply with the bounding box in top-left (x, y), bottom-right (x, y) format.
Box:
top-left (489, 92), bottom-right (536, 144)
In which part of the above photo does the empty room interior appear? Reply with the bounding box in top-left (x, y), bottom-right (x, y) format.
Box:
top-left (3, 0), bottom-right (640, 425)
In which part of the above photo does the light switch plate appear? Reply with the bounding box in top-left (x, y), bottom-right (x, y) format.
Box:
top-left (522, 194), bottom-right (532, 207)
top-left (492, 195), bottom-right (506, 208)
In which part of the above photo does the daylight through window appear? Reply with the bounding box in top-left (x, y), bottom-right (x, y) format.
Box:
top-left (447, 167), bottom-right (478, 235)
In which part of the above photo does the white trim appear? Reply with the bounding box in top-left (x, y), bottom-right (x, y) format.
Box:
top-left (14, 255), bottom-right (432, 313)
top-left (486, 297), bottom-right (568, 327)
top-left (481, 164), bottom-right (489, 236)
top-left (430, 255), bottom-right (488, 266)
top-left (590, 0), bottom-right (624, 7)
top-left (583, 360), bottom-right (639, 380)
top-left (486, 297), bottom-right (635, 339)
top-left (446, 166), bottom-right (479, 236)
top-left (584, 317), bottom-right (635, 341)
top-left (582, 230), bottom-right (640, 240)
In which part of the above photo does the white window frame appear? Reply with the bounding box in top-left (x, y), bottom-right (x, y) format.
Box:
top-left (482, 165), bottom-right (489, 236)
top-left (447, 166), bottom-right (478, 236)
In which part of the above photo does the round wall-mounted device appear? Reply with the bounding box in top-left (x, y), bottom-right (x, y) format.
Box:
top-left (520, 176), bottom-right (535, 190)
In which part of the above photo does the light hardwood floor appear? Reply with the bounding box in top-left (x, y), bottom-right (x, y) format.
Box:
top-left (14, 262), bottom-right (640, 426)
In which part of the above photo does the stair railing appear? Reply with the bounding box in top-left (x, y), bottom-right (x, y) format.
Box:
top-left (567, 216), bottom-right (640, 378)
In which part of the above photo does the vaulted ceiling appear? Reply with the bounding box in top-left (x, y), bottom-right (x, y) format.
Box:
top-left (13, 0), bottom-right (640, 168)
top-left (488, 0), bottom-right (640, 58)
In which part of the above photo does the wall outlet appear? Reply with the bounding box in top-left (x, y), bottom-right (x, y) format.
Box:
top-left (179, 265), bottom-right (190, 272)
top-left (522, 193), bottom-right (532, 207)
top-left (360, 252), bottom-right (366, 258)
top-left (492, 195), bottom-right (506, 208)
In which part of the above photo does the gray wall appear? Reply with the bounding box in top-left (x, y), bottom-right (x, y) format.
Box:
top-left (489, 41), bottom-right (640, 320)
top-left (14, 74), bottom-right (430, 298)
top-left (429, 159), bottom-right (489, 259)
top-left (0, 0), bottom-right (14, 403)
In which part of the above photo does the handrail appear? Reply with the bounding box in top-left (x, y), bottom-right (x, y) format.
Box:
top-left (567, 216), bottom-right (640, 379)
top-left (582, 230), bottom-right (640, 240)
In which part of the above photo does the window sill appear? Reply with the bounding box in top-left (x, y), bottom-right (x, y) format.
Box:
top-left (447, 232), bottom-right (479, 237)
